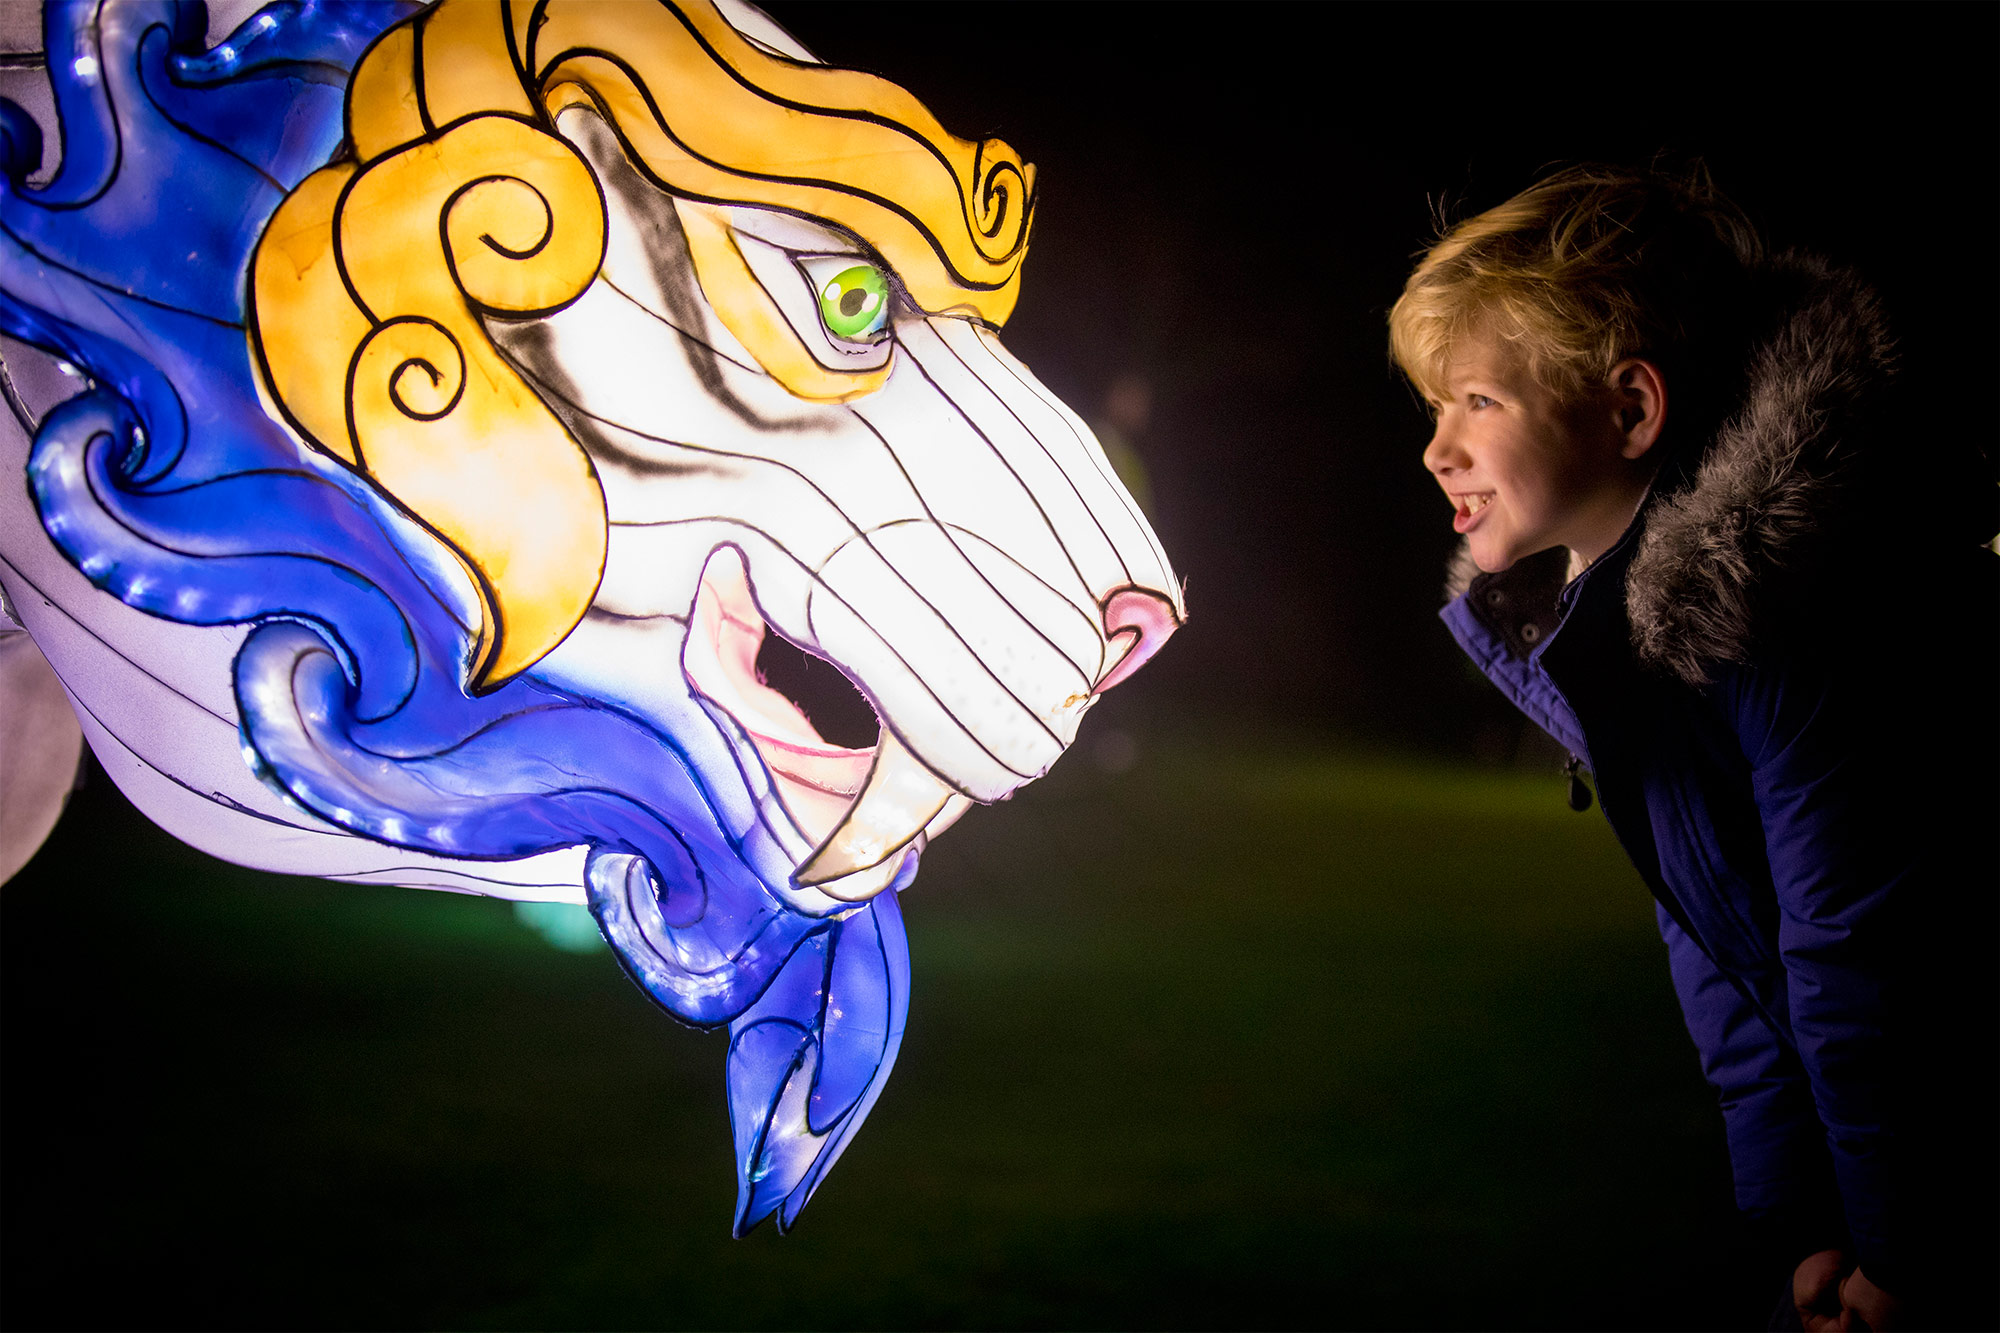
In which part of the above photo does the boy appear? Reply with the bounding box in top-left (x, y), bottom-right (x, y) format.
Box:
top-left (1390, 165), bottom-right (1997, 1330)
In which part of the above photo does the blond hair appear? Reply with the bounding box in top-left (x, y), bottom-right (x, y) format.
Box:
top-left (1389, 163), bottom-right (1762, 407)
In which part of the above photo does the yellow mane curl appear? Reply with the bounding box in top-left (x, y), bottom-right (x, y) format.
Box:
top-left (250, 0), bottom-right (1037, 690)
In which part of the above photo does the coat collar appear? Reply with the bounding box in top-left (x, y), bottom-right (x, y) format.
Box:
top-left (1445, 252), bottom-right (1896, 686)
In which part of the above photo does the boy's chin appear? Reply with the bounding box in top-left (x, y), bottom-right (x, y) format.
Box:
top-left (1468, 537), bottom-right (1561, 575)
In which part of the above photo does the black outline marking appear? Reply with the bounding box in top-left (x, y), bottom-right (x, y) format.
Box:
top-left (518, 376), bottom-right (1048, 784)
top-left (653, 0), bottom-right (1030, 262)
top-left (338, 8), bottom-right (414, 164)
top-left (600, 272), bottom-right (759, 376)
top-left (64, 428), bottom-right (421, 714)
top-left (18, 3), bottom-right (120, 214)
top-left (0, 213), bottom-right (244, 330)
top-left (0, 345), bottom-right (43, 434)
top-left (411, 4), bottom-right (435, 135)
top-left (531, 44), bottom-right (1025, 293)
top-left (343, 315), bottom-right (466, 452)
top-left (895, 320), bottom-right (1114, 594)
top-left (954, 324), bottom-right (1180, 594)
top-left (0, 549), bottom-right (235, 731)
top-left (919, 320), bottom-right (1133, 587)
top-left (842, 413), bottom-right (1094, 703)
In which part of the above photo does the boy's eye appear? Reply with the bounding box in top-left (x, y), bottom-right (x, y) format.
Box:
top-left (807, 261), bottom-right (892, 343)
top-left (1469, 393), bottom-right (1497, 409)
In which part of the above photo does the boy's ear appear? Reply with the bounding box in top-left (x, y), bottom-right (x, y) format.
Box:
top-left (1609, 359), bottom-right (1667, 459)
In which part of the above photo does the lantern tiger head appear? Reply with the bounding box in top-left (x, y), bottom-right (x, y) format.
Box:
top-left (0, 0), bottom-right (1179, 1232)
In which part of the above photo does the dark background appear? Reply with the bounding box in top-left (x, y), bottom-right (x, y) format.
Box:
top-left (4, 4), bottom-right (1995, 1330)
top-left (762, 0), bottom-right (1999, 758)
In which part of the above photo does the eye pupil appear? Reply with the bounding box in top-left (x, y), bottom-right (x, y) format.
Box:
top-left (815, 262), bottom-right (891, 342)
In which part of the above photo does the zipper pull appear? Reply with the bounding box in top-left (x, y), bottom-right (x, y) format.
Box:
top-left (1563, 755), bottom-right (1593, 813)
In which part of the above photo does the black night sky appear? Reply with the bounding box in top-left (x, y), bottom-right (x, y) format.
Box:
top-left (765, 1), bottom-right (1999, 755)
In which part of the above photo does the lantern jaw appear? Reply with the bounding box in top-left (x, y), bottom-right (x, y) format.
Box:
top-left (679, 547), bottom-right (970, 904)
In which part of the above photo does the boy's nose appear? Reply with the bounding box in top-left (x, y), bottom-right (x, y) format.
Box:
top-left (1422, 421), bottom-right (1464, 475)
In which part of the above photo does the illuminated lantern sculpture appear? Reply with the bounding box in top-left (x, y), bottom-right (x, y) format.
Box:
top-left (0, 0), bottom-right (1181, 1231)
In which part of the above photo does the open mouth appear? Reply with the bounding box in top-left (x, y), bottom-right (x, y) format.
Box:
top-left (756, 631), bottom-right (881, 752)
top-left (681, 549), bottom-right (969, 902)
top-left (1452, 492), bottom-right (1493, 532)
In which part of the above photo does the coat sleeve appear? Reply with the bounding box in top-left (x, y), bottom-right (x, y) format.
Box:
top-left (1722, 659), bottom-right (1917, 1292)
top-left (1654, 901), bottom-right (1846, 1261)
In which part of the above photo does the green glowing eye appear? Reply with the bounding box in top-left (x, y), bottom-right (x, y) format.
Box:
top-left (817, 264), bottom-right (890, 341)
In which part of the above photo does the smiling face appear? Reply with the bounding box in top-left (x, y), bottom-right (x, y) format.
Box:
top-left (1422, 335), bottom-right (1662, 573)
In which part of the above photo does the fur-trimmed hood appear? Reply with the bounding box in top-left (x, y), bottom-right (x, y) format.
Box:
top-left (1448, 252), bottom-right (1899, 685)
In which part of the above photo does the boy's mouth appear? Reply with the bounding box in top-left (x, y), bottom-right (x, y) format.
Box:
top-left (1451, 492), bottom-right (1493, 533)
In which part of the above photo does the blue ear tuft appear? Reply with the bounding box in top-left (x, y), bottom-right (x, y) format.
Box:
top-left (0, 100), bottom-right (42, 182)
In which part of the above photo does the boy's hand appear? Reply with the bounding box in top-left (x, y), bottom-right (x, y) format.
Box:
top-left (1836, 1266), bottom-right (1900, 1330)
top-left (1795, 1249), bottom-right (1847, 1329)
top-left (1794, 1250), bottom-right (1903, 1330)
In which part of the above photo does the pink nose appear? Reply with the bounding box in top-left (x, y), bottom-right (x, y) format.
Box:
top-left (1095, 587), bottom-right (1181, 693)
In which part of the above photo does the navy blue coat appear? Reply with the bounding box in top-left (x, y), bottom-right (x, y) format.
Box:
top-left (1438, 256), bottom-right (1997, 1308)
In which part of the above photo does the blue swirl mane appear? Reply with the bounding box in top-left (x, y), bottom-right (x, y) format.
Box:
top-left (0, 0), bottom-right (907, 1233)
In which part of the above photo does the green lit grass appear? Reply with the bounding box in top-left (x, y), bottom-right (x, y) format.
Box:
top-left (1, 740), bottom-right (1761, 1330)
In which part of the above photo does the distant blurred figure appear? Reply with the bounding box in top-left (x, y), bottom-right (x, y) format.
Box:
top-left (1093, 372), bottom-right (1157, 520)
